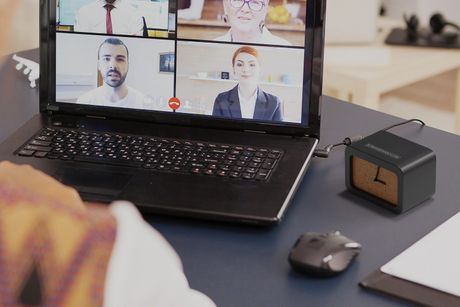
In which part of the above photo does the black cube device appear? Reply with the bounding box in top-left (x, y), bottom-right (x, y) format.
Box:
top-left (345, 130), bottom-right (436, 214)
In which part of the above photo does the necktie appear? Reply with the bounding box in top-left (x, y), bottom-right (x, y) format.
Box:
top-left (104, 4), bottom-right (114, 34)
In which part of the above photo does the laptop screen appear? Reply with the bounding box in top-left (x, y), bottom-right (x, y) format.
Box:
top-left (55, 0), bottom-right (315, 126)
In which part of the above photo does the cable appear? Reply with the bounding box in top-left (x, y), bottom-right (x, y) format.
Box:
top-left (313, 118), bottom-right (425, 158)
top-left (381, 118), bottom-right (425, 132)
top-left (313, 135), bottom-right (363, 158)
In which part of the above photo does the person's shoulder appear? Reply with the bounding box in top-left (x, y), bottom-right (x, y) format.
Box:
top-left (77, 1), bottom-right (98, 13)
top-left (214, 31), bottom-right (231, 42)
top-left (215, 86), bottom-right (236, 101)
top-left (77, 88), bottom-right (100, 104)
top-left (126, 86), bottom-right (146, 107)
top-left (260, 89), bottom-right (280, 105)
top-left (262, 28), bottom-right (292, 46)
top-left (118, 1), bottom-right (139, 12)
top-left (127, 86), bottom-right (145, 98)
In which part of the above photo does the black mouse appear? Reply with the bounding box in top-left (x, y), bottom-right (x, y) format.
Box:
top-left (288, 231), bottom-right (361, 277)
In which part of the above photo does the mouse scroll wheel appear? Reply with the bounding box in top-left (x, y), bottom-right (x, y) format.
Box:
top-left (344, 242), bottom-right (361, 249)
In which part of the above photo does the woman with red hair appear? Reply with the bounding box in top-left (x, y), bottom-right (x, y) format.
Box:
top-left (213, 46), bottom-right (283, 121)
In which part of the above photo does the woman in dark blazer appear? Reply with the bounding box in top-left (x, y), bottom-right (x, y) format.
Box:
top-left (212, 46), bottom-right (283, 121)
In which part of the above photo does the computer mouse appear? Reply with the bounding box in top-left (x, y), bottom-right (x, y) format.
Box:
top-left (288, 231), bottom-right (361, 277)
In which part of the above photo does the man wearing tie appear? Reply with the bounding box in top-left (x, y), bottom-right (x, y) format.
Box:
top-left (74, 0), bottom-right (144, 36)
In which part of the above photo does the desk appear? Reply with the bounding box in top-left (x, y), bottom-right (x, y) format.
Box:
top-left (323, 18), bottom-right (460, 133)
top-left (3, 50), bottom-right (460, 306)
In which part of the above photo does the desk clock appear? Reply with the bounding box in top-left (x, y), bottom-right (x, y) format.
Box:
top-left (345, 131), bottom-right (436, 214)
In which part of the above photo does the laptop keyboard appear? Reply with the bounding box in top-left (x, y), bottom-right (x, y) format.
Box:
top-left (16, 128), bottom-right (283, 182)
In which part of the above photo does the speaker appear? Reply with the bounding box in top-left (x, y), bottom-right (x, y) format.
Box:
top-left (345, 131), bottom-right (436, 214)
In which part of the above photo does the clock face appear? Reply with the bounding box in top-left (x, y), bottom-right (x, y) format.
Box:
top-left (351, 156), bottom-right (398, 206)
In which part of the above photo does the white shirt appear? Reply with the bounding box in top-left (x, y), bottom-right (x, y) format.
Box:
top-left (215, 27), bottom-right (292, 46)
top-left (105, 201), bottom-right (216, 307)
top-left (77, 86), bottom-right (146, 109)
top-left (238, 86), bottom-right (258, 119)
top-left (74, 0), bottom-right (143, 36)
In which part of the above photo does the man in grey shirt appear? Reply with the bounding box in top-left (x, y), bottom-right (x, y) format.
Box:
top-left (77, 38), bottom-right (146, 109)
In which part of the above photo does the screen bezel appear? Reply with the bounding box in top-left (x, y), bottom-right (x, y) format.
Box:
top-left (40, 0), bottom-right (325, 138)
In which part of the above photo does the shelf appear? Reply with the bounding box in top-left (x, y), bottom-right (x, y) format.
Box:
top-left (182, 75), bottom-right (301, 88)
top-left (178, 19), bottom-right (305, 32)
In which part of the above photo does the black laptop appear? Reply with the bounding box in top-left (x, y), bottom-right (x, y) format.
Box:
top-left (0, 0), bottom-right (326, 225)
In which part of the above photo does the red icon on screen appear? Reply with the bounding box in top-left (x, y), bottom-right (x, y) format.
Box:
top-left (168, 97), bottom-right (181, 111)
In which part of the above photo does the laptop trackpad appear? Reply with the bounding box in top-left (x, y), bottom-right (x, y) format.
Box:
top-left (55, 168), bottom-right (132, 198)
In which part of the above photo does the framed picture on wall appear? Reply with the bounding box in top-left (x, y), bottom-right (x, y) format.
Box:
top-left (159, 52), bottom-right (175, 73)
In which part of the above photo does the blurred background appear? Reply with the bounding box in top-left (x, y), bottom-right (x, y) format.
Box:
top-left (2, 0), bottom-right (460, 134)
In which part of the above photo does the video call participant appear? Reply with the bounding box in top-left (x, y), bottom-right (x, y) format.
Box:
top-left (213, 46), bottom-right (283, 121)
top-left (74, 0), bottom-right (143, 36)
top-left (77, 38), bottom-right (146, 109)
top-left (216, 0), bottom-right (291, 45)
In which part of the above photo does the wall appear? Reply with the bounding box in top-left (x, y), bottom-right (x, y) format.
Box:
top-left (383, 0), bottom-right (460, 26)
top-left (5, 0), bottom-right (40, 55)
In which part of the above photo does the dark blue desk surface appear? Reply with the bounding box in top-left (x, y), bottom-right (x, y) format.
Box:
top-left (2, 50), bottom-right (460, 306)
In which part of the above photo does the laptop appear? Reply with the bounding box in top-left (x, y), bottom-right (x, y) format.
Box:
top-left (0, 0), bottom-right (326, 225)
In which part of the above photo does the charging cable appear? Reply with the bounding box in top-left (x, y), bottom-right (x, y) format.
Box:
top-left (313, 119), bottom-right (425, 158)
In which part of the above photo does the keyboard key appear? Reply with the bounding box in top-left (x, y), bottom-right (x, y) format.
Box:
top-left (256, 170), bottom-right (270, 181)
top-left (204, 169), bottom-right (214, 175)
top-left (191, 168), bottom-right (201, 174)
top-left (31, 140), bottom-right (51, 146)
top-left (217, 170), bottom-right (228, 177)
top-left (34, 151), bottom-right (48, 158)
top-left (74, 156), bottom-right (142, 167)
top-left (236, 161), bottom-right (247, 167)
top-left (246, 167), bottom-right (258, 174)
top-left (18, 150), bottom-right (35, 157)
top-left (25, 145), bottom-right (52, 152)
top-left (230, 172), bottom-right (241, 178)
top-left (262, 162), bottom-right (275, 169)
top-left (242, 173), bottom-right (255, 180)
top-left (157, 165), bottom-right (170, 171)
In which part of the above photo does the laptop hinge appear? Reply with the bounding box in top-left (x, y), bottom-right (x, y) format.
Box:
top-left (243, 130), bottom-right (267, 134)
top-left (86, 115), bottom-right (107, 120)
top-left (47, 105), bottom-right (59, 112)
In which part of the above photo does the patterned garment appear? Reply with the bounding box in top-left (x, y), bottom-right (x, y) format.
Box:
top-left (0, 183), bottom-right (116, 307)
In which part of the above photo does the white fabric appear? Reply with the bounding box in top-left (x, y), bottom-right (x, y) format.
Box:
top-left (215, 27), bottom-right (292, 46)
top-left (238, 86), bottom-right (258, 119)
top-left (104, 201), bottom-right (216, 307)
top-left (74, 0), bottom-right (143, 36)
top-left (77, 86), bottom-right (146, 109)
